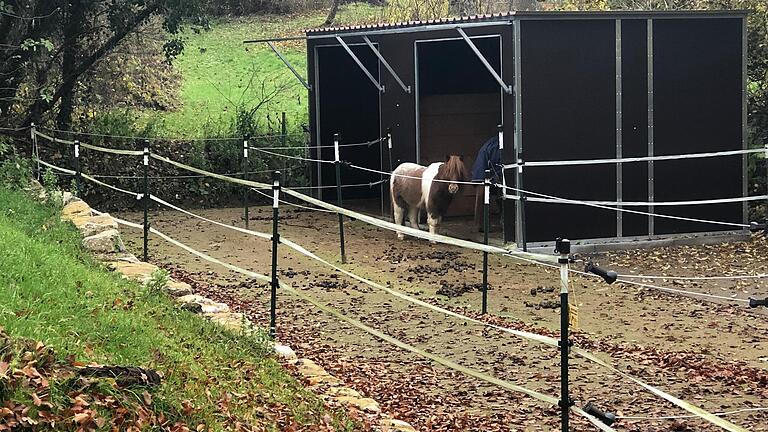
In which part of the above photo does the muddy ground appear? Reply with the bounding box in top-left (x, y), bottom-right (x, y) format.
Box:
top-left (118, 204), bottom-right (768, 432)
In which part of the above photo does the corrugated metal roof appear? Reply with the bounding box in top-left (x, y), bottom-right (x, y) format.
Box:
top-left (306, 12), bottom-right (514, 35)
top-left (305, 9), bottom-right (747, 36)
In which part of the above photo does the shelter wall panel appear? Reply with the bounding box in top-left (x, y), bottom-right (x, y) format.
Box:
top-left (653, 18), bottom-right (743, 234)
top-left (315, 44), bottom-right (381, 200)
top-left (621, 19), bottom-right (649, 237)
top-left (520, 19), bottom-right (617, 242)
top-left (377, 34), bottom-right (418, 167)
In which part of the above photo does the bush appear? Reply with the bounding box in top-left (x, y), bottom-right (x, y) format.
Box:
top-left (0, 136), bottom-right (31, 190)
top-left (206, 0), bottom-right (330, 16)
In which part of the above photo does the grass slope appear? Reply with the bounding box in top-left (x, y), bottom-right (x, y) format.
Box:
top-left (0, 188), bottom-right (357, 431)
top-left (155, 3), bottom-right (382, 138)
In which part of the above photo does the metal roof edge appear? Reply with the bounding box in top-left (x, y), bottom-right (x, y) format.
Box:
top-left (304, 9), bottom-right (749, 36)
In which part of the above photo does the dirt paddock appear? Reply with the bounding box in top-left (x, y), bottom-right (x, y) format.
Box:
top-left (118, 204), bottom-right (768, 432)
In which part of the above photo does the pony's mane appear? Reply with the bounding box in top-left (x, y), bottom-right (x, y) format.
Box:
top-left (437, 155), bottom-right (468, 181)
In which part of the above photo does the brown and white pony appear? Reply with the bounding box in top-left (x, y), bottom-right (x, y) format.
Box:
top-left (390, 155), bottom-right (469, 240)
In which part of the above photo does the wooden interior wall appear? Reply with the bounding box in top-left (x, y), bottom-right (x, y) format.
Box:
top-left (420, 93), bottom-right (500, 216)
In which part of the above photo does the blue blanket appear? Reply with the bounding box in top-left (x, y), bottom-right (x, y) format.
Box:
top-left (471, 136), bottom-right (501, 182)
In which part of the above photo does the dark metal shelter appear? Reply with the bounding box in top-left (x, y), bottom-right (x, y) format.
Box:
top-left (253, 10), bottom-right (749, 248)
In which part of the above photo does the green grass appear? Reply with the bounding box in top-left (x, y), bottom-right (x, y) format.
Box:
top-left (150, 3), bottom-right (383, 138)
top-left (0, 187), bottom-right (358, 430)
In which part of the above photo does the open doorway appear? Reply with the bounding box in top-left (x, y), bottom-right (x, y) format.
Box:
top-left (415, 35), bottom-right (503, 218)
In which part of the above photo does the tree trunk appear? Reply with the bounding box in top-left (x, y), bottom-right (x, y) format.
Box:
top-left (23, 3), bottom-right (159, 126)
top-left (56, 0), bottom-right (87, 130)
top-left (324, 0), bottom-right (340, 26)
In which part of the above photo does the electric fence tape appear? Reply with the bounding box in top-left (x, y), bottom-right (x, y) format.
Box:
top-left (143, 192), bottom-right (752, 430)
top-left (502, 147), bottom-right (765, 169)
top-left (149, 154), bottom-right (558, 265)
top-left (103, 212), bottom-right (615, 432)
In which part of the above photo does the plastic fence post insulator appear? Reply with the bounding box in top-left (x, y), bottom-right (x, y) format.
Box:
top-left (333, 133), bottom-right (340, 163)
top-left (270, 170), bottom-right (281, 339)
top-left (387, 132), bottom-right (393, 150)
top-left (498, 124), bottom-right (504, 150)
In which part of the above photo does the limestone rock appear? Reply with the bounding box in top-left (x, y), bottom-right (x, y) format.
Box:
top-left (106, 261), bottom-right (160, 283)
top-left (176, 295), bottom-right (230, 314)
top-left (274, 343), bottom-right (297, 360)
top-left (77, 214), bottom-right (119, 237)
top-left (165, 279), bottom-right (193, 297)
top-left (307, 374), bottom-right (342, 387)
top-left (380, 419), bottom-right (417, 432)
top-left (62, 200), bottom-right (92, 221)
top-left (206, 312), bottom-right (252, 334)
top-left (295, 359), bottom-right (329, 378)
top-left (335, 396), bottom-right (381, 414)
top-left (326, 386), bottom-right (361, 398)
top-left (97, 253), bottom-right (140, 264)
top-left (82, 229), bottom-right (125, 254)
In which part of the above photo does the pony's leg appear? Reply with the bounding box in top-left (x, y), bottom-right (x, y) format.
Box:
top-left (408, 207), bottom-right (420, 231)
top-left (393, 203), bottom-right (406, 240)
top-left (427, 213), bottom-right (440, 242)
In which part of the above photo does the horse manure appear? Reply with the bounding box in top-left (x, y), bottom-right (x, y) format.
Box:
top-left (523, 299), bottom-right (561, 310)
top-left (437, 281), bottom-right (488, 298)
top-left (529, 286), bottom-right (556, 296)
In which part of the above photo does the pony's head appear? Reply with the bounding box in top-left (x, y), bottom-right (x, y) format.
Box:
top-left (441, 155), bottom-right (469, 194)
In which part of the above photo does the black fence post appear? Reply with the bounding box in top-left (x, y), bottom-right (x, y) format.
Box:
top-left (334, 133), bottom-right (347, 264)
top-left (242, 134), bottom-right (250, 229)
top-left (281, 112), bottom-right (288, 180)
top-left (482, 169), bottom-right (491, 315)
top-left (518, 154), bottom-right (527, 252)
top-left (387, 129), bottom-right (394, 172)
top-left (73, 140), bottom-right (81, 197)
top-left (497, 124), bottom-right (505, 243)
top-left (764, 144), bottom-right (768, 225)
top-left (270, 170), bottom-right (281, 339)
top-left (142, 140), bottom-right (150, 262)
top-left (30, 123), bottom-right (40, 180)
top-left (556, 238), bottom-right (572, 432)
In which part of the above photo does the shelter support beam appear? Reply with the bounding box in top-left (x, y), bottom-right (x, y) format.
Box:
top-left (647, 19), bottom-right (655, 236)
top-left (362, 36), bottom-right (411, 94)
top-left (616, 19), bottom-right (623, 237)
top-left (336, 36), bottom-right (385, 92)
top-left (513, 18), bottom-right (524, 246)
top-left (266, 41), bottom-right (311, 91)
top-left (456, 28), bottom-right (513, 94)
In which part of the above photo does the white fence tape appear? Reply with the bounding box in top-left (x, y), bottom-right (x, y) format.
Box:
top-left (525, 195), bottom-right (768, 207)
top-left (141, 192), bottom-right (753, 430)
top-left (503, 148), bottom-right (765, 170)
top-left (498, 184), bottom-right (752, 229)
top-left (149, 154), bottom-right (557, 265)
top-left (35, 130), bottom-right (143, 156)
top-left (105, 213), bottom-right (614, 431)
